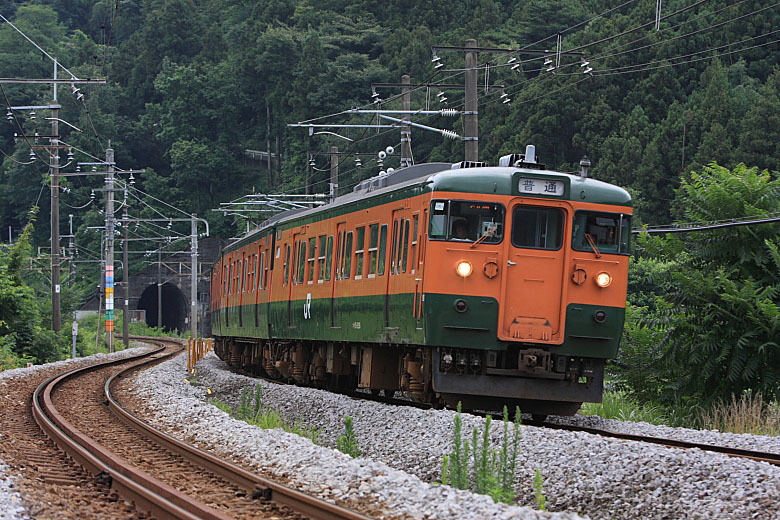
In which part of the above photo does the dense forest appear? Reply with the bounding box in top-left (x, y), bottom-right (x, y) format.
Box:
top-left (1, 0), bottom-right (779, 411)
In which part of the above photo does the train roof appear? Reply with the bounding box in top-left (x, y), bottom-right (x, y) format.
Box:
top-left (223, 162), bottom-right (631, 253)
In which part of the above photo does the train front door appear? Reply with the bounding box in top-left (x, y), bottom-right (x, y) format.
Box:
top-left (498, 200), bottom-right (569, 344)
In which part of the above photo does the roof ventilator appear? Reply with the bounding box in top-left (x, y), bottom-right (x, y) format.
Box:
top-left (451, 161), bottom-right (489, 169)
top-left (579, 156), bottom-right (591, 178)
top-left (498, 144), bottom-right (545, 170)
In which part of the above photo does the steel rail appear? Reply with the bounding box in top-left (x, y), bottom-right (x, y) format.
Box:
top-left (106, 338), bottom-right (370, 520)
top-left (31, 344), bottom-right (229, 520)
top-left (537, 421), bottom-right (780, 466)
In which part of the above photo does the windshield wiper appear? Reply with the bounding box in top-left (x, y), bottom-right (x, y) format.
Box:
top-left (584, 233), bottom-right (602, 258)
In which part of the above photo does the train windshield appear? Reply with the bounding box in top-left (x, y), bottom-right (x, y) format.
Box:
top-left (429, 200), bottom-right (504, 243)
top-left (572, 211), bottom-right (631, 254)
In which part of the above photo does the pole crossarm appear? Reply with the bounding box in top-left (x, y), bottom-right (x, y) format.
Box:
top-left (0, 78), bottom-right (106, 84)
top-left (432, 45), bottom-right (584, 57)
top-left (371, 82), bottom-right (504, 91)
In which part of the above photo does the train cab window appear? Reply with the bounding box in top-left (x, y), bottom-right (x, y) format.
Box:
top-left (344, 231), bottom-right (353, 278)
top-left (325, 236), bottom-right (333, 281)
top-left (317, 235), bottom-right (326, 282)
top-left (572, 211), bottom-right (631, 255)
top-left (367, 224), bottom-right (379, 277)
top-left (512, 206), bottom-right (564, 250)
top-left (354, 227), bottom-right (365, 279)
top-left (429, 200), bottom-right (504, 243)
top-left (377, 225), bottom-right (388, 276)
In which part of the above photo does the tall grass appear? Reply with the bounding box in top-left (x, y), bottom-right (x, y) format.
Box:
top-left (582, 390), bottom-right (780, 436)
top-left (580, 390), bottom-right (669, 425)
top-left (209, 384), bottom-right (319, 442)
top-left (442, 403), bottom-right (521, 505)
top-left (698, 393), bottom-right (780, 436)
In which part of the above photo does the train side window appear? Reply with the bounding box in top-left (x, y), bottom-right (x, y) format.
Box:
top-left (395, 219), bottom-right (403, 274)
top-left (264, 250), bottom-right (269, 288)
top-left (335, 231), bottom-right (343, 280)
top-left (344, 231), bottom-right (353, 278)
top-left (572, 211), bottom-right (631, 255)
top-left (283, 245), bottom-right (290, 286)
top-left (241, 258), bottom-right (246, 293)
top-left (297, 241), bottom-right (307, 284)
top-left (325, 236), bottom-right (333, 281)
top-left (223, 265), bottom-right (228, 296)
top-left (308, 237), bottom-right (317, 283)
top-left (402, 219), bottom-right (410, 272)
top-left (259, 252), bottom-right (265, 290)
top-left (291, 242), bottom-right (298, 285)
top-left (377, 224), bottom-right (388, 276)
top-left (317, 235), bottom-right (326, 282)
top-left (410, 214), bottom-right (419, 273)
top-left (390, 219), bottom-right (399, 274)
top-left (354, 227), bottom-right (365, 279)
top-left (367, 224), bottom-right (379, 277)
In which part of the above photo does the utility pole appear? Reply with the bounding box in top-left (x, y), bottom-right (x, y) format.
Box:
top-left (329, 146), bottom-right (339, 202)
top-left (50, 60), bottom-right (61, 332)
top-left (191, 214), bottom-right (198, 339)
top-left (105, 146), bottom-right (115, 352)
top-left (2, 68), bottom-right (105, 334)
top-left (400, 75), bottom-right (412, 168)
top-left (122, 205), bottom-right (129, 348)
top-left (464, 39), bottom-right (478, 162)
top-left (157, 250), bottom-right (162, 329)
top-left (266, 101), bottom-right (273, 189)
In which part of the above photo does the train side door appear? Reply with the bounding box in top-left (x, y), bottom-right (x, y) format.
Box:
top-left (498, 200), bottom-right (569, 343)
top-left (330, 222), bottom-right (348, 327)
top-left (385, 209), bottom-right (407, 328)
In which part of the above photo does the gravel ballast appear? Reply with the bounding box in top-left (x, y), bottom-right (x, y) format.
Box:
top-left (0, 347), bottom-right (153, 520)
top-left (126, 351), bottom-right (780, 520)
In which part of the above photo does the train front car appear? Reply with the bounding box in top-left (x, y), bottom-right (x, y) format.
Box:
top-left (423, 152), bottom-right (631, 417)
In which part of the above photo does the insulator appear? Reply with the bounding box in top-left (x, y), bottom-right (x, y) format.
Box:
top-left (385, 145), bottom-right (394, 155)
top-left (441, 129), bottom-right (459, 140)
top-left (378, 150), bottom-right (387, 160)
top-left (29, 149), bottom-right (35, 160)
top-left (29, 110), bottom-right (36, 121)
top-left (439, 108), bottom-right (458, 117)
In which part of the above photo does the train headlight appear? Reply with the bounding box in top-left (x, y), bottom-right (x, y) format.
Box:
top-left (456, 260), bottom-right (473, 277)
top-left (595, 272), bottom-right (612, 288)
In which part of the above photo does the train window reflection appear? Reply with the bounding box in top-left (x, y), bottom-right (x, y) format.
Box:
top-left (572, 211), bottom-right (631, 255)
top-left (429, 200), bottom-right (504, 243)
top-left (512, 206), bottom-right (564, 250)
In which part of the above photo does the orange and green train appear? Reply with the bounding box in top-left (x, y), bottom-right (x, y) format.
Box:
top-left (210, 149), bottom-right (632, 417)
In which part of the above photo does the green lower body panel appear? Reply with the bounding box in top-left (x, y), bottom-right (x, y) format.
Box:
top-left (213, 292), bottom-right (424, 345)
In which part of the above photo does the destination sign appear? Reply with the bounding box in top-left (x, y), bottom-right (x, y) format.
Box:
top-left (517, 178), bottom-right (565, 197)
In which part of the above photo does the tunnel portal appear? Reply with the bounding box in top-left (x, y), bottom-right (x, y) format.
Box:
top-left (137, 283), bottom-right (187, 333)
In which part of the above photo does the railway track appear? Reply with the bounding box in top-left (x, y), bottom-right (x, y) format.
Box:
top-left (30, 337), bottom-right (370, 520)
top-left (229, 359), bottom-right (780, 469)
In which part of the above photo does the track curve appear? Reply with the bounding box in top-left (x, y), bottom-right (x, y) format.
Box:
top-left (32, 337), bottom-right (370, 520)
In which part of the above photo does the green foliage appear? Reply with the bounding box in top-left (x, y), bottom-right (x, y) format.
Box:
top-left (441, 403), bottom-right (520, 505)
top-left (213, 384), bottom-right (319, 442)
top-left (533, 469), bottom-right (546, 511)
top-left (336, 416), bottom-right (361, 458)
top-left (580, 390), bottom-right (670, 425)
top-left (616, 164), bottom-right (780, 406)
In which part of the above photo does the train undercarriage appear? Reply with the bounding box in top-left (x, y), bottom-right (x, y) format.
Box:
top-left (213, 337), bottom-right (602, 417)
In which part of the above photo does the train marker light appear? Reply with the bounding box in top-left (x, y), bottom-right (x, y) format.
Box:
top-left (456, 260), bottom-right (473, 277)
top-left (595, 272), bottom-right (612, 288)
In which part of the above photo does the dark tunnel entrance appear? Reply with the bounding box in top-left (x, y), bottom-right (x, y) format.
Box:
top-left (137, 283), bottom-right (187, 333)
